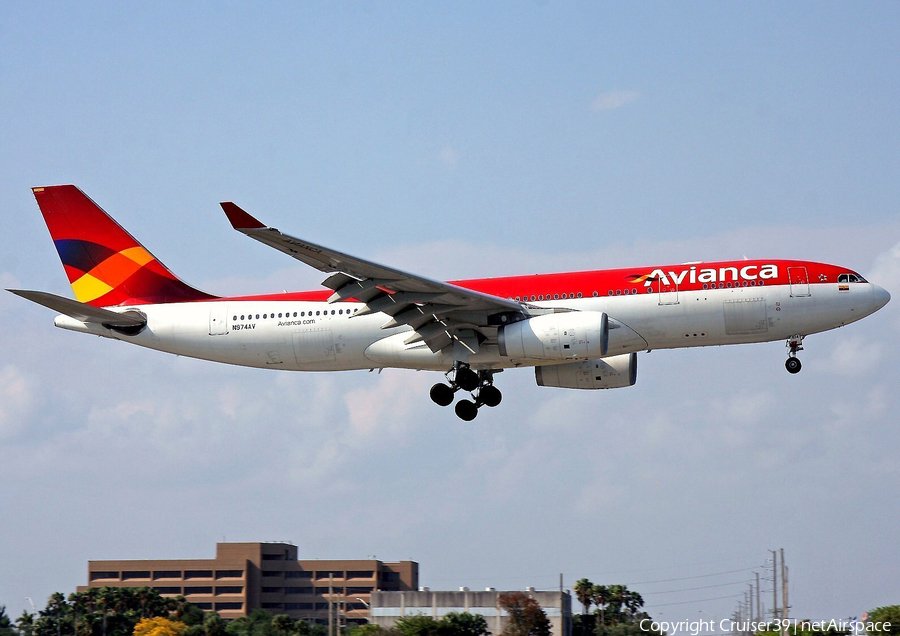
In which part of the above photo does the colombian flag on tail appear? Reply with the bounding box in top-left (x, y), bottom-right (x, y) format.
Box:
top-left (32, 185), bottom-right (216, 307)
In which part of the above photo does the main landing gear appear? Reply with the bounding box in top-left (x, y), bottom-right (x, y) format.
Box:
top-left (785, 335), bottom-right (804, 374)
top-left (430, 364), bottom-right (502, 421)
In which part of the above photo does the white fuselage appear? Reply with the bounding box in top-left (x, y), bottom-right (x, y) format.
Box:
top-left (54, 281), bottom-right (888, 373)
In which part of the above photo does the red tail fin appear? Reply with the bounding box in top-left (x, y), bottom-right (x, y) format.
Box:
top-left (32, 185), bottom-right (216, 306)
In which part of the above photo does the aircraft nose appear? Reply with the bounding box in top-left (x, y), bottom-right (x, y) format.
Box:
top-left (872, 284), bottom-right (891, 311)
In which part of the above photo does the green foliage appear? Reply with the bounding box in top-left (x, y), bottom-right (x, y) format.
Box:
top-left (867, 608), bottom-right (900, 636)
top-left (1, 607), bottom-right (16, 636)
top-left (344, 625), bottom-right (390, 636)
top-left (25, 587), bottom-right (199, 636)
top-left (441, 613), bottom-right (489, 636)
top-left (498, 593), bottom-right (550, 636)
top-left (573, 581), bottom-right (593, 617)
top-left (394, 616), bottom-right (445, 636)
top-left (183, 627), bottom-right (204, 636)
top-left (203, 613), bottom-right (226, 636)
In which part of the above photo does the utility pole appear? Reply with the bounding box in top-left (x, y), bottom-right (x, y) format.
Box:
top-left (756, 571), bottom-right (761, 622)
top-left (770, 550), bottom-right (779, 620)
top-left (782, 555), bottom-right (789, 621)
top-left (780, 549), bottom-right (787, 620)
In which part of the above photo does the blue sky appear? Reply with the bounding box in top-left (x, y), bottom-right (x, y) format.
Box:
top-left (1, 2), bottom-right (899, 623)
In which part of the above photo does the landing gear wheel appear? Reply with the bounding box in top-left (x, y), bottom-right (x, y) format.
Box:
top-left (455, 367), bottom-right (480, 392)
top-left (785, 357), bottom-right (802, 374)
top-left (455, 399), bottom-right (479, 421)
top-left (479, 385), bottom-right (502, 408)
top-left (430, 383), bottom-right (455, 406)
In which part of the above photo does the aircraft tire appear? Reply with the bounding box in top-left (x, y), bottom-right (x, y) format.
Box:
top-left (455, 399), bottom-right (479, 421)
top-left (479, 385), bottom-right (502, 408)
top-left (430, 383), bottom-right (455, 406)
top-left (785, 357), bottom-right (802, 374)
top-left (456, 367), bottom-right (480, 392)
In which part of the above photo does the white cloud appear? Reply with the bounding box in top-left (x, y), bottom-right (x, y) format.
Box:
top-left (591, 89), bottom-right (641, 112)
top-left (0, 364), bottom-right (35, 440)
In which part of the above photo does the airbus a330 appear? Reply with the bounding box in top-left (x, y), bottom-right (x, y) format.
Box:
top-left (10, 185), bottom-right (891, 420)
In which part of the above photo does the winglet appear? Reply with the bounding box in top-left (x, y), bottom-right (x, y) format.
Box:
top-left (221, 202), bottom-right (266, 230)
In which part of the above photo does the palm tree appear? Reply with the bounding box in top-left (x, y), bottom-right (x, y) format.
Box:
top-left (622, 590), bottom-right (643, 617)
top-left (47, 593), bottom-right (68, 636)
top-left (573, 579), bottom-right (593, 616)
top-left (16, 610), bottom-right (35, 636)
top-left (68, 592), bottom-right (88, 636)
top-left (590, 585), bottom-right (608, 628)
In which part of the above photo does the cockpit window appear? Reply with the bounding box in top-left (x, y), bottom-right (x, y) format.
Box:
top-left (838, 273), bottom-right (867, 283)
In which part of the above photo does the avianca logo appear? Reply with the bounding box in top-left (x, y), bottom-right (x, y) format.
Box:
top-left (631, 264), bottom-right (779, 287)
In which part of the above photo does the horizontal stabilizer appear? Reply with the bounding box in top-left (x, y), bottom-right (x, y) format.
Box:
top-left (7, 289), bottom-right (146, 327)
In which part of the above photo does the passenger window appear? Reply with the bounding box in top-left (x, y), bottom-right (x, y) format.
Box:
top-left (233, 316), bottom-right (237, 321)
top-left (316, 311), bottom-right (320, 316)
top-left (838, 274), bottom-right (849, 283)
top-left (255, 314), bottom-right (260, 319)
top-left (331, 310), bottom-right (335, 315)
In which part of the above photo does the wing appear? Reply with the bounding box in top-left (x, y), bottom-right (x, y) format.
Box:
top-left (221, 203), bottom-right (527, 353)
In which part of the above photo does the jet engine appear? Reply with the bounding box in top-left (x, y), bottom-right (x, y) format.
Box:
top-left (498, 311), bottom-right (609, 361)
top-left (534, 352), bottom-right (637, 390)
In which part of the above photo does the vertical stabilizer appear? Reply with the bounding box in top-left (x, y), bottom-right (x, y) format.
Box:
top-left (32, 185), bottom-right (216, 306)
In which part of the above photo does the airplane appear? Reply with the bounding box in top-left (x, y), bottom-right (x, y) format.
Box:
top-left (8, 185), bottom-right (891, 420)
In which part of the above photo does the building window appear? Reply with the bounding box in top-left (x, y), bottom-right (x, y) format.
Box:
top-left (262, 572), bottom-right (282, 578)
top-left (154, 571), bottom-right (182, 580)
top-left (346, 571), bottom-right (374, 579)
top-left (184, 587), bottom-right (213, 595)
top-left (262, 603), bottom-right (283, 609)
top-left (153, 587), bottom-right (182, 595)
top-left (315, 571), bottom-right (344, 579)
top-left (346, 587), bottom-right (372, 595)
top-left (315, 586), bottom-right (344, 595)
top-left (380, 572), bottom-right (400, 582)
top-left (315, 603), bottom-right (329, 610)
top-left (285, 571), bottom-right (313, 578)
top-left (286, 587), bottom-right (313, 594)
top-left (122, 571), bottom-right (151, 580)
top-left (262, 587), bottom-right (283, 594)
top-left (216, 586), bottom-right (243, 595)
top-left (184, 570), bottom-right (213, 579)
top-left (215, 603), bottom-right (243, 611)
top-left (285, 603), bottom-right (314, 610)
top-left (216, 570), bottom-right (244, 579)
top-left (263, 553), bottom-right (284, 560)
top-left (193, 603), bottom-right (212, 610)
top-left (90, 572), bottom-right (119, 580)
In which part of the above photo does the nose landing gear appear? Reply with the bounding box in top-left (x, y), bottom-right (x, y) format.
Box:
top-left (430, 364), bottom-right (502, 420)
top-left (785, 335), bottom-right (804, 374)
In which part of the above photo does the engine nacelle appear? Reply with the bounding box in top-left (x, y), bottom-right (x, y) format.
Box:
top-left (498, 311), bottom-right (609, 361)
top-left (535, 353), bottom-right (637, 390)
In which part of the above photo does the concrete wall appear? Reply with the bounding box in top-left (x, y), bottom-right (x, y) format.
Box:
top-left (370, 590), bottom-right (572, 636)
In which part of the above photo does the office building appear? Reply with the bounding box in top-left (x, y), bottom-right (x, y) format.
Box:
top-left (79, 542), bottom-right (418, 624)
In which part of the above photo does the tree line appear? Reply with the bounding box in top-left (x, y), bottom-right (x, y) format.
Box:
top-left (571, 581), bottom-right (659, 636)
top-left (0, 590), bottom-right (551, 636)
